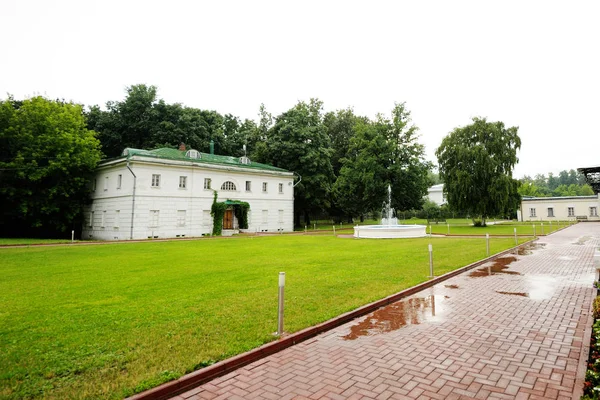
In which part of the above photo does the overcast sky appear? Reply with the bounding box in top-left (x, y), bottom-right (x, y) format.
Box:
top-left (1, 0), bottom-right (598, 178)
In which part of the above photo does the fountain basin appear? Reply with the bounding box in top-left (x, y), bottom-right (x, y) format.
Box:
top-left (354, 224), bottom-right (427, 239)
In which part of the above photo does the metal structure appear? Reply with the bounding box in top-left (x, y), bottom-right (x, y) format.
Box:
top-left (578, 166), bottom-right (600, 194)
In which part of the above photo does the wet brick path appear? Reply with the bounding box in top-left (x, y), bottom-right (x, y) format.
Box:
top-left (174, 223), bottom-right (600, 400)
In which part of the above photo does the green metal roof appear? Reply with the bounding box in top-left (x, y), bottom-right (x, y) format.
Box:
top-left (119, 147), bottom-right (289, 173)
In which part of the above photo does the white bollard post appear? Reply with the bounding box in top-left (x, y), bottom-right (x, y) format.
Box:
top-left (429, 225), bottom-right (432, 236)
top-left (486, 233), bottom-right (490, 256)
top-left (304, 225), bottom-right (307, 234)
top-left (333, 226), bottom-right (336, 236)
top-left (277, 272), bottom-right (285, 336)
top-left (428, 244), bottom-right (434, 278)
top-left (447, 223), bottom-right (450, 235)
top-left (71, 230), bottom-right (74, 243)
top-left (541, 222), bottom-right (544, 235)
top-left (533, 224), bottom-right (536, 238)
top-left (514, 227), bottom-right (518, 246)
top-left (314, 223), bottom-right (316, 231)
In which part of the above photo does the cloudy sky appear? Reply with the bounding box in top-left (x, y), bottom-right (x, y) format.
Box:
top-left (1, 0), bottom-right (598, 178)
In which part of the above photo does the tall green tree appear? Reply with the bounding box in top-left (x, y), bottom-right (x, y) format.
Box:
top-left (384, 103), bottom-right (432, 211)
top-left (436, 117), bottom-right (521, 225)
top-left (332, 103), bottom-right (431, 220)
top-left (260, 99), bottom-right (334, 226)
top-left (332, 119), bottom-right (391, 221)
top-left (0, 96), bottom-right (102, 236)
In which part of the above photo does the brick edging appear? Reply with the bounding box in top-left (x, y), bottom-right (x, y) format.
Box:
top-left (127, 239), bottom-right (538, 400)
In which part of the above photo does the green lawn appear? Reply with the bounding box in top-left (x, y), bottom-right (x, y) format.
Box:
top-left (0, 238), bottom-right (75, 246)
top-left (0, 235), bottom-right (528, 399)
top-left (430, 221), bottom-right (570, 236)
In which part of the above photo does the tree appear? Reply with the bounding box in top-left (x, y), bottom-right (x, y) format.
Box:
top-left (332, 119), bottom-right (391, 221)
top-left (260, 99), bottom-right (334, 226)
top-left (436, 117), bottom-right (521, 225)
top-left (332, 103), bottom-right (431, 221)
top-left (0, 96), bottom-right (102, 236)
top-left (384, 103), bottom-right (432, 212)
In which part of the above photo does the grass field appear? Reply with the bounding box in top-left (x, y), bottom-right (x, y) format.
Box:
top-left (0, 234), bottom-right (530, 399)
top-left (0, 238), bottom-right (75, 246)
top-left (296, 219), bottom-right (574, 236)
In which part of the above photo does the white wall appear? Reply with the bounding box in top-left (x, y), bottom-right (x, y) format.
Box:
top-left (520, 195), bottom-right (600, 222)
top-left (82, 158), bottom-right (295, 240)
top-left (427, 184), bottom-right (445, 205)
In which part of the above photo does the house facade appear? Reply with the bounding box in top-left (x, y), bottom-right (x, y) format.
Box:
top-left (519, 194), bottom-right (600, 222)
top-left (82, 147), bottom-right (295, 240)
top-left (427, 184), bottom-right (446, 206)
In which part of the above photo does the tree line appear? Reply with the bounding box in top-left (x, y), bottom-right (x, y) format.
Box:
top-left (0, 85), bottom-right (433, 235)
top-left (2, 84), bottom-right (590, 236)
top-left (518, 170), bottom-right (594, 197)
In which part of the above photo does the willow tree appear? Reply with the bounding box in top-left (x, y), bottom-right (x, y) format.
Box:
top-left (436, 117), bottom-right (521, 225)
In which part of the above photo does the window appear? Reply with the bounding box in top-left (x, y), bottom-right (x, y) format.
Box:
top-left (568, 207), bottom-right (575, 217)
top-left (101, 210), bottom-right (106, 227)
top-left (278, 209), bottom-right (284, 224)
top-left (151, 174), bottom-right (161, 188)
top-left (262, 210), bottom-right (268, 223)
top-left (92, 179), bottom-right (97, 192)
top-left (177, 210), bottom-right (186, 226)
top-left (591, 207), bottom-right (598, 217)
top-left (262, 182), bottom-right (268, 192)
top-left (149, 210), bottom-right (159, 227)
top-left (279, 183), bottom-right (283, 194)
top-left (179, 176), bottom-right (187, 189)
top-left (221, 181), bottom-right (236, 191)
top-left (117, 174), bottom-right (122, 189)
top-left (114, 210), bottom-right (120, 228)
top-left (202, 210), bottom-right (211, 226)
top-left (104, 176), bottom-right (108, 191)
top-left (89, 211), bottom-right (94, 227)
top-left (186, 149), bottom-right (200, 159)
top-left (245, 181), bottom-right (251, 191)
top-left (529, 208), bottom-right (536, 217)
top-left (547, 208), bottom-right (554, 217)
top-left (204, 178), bottom-right (211, 189)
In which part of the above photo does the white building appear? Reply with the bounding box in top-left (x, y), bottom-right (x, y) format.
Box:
top-left (427, 184), bottom-right (446, 205)
top-left (82, 146), bottom-right (295, 240)
top-left (519, 195), bottom-right (600, 222)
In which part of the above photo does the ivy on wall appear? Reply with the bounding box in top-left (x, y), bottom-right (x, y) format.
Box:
top-left (210, 192), bottom-right (226, 236)
top-left (233, 202), bottom-right (250, 229)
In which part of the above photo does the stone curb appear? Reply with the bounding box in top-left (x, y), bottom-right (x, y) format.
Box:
top-left (127, 238), bottom-right (539, 400)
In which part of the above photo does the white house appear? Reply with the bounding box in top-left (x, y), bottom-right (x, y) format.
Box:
top-left (82, 146), bottom-right (295, 240)
top-left (520, 165), bottom-right (600, 222)
top-left (520, 195), bottom-right (599, 222)
top-left (427, 184), bottom-right (446, 205)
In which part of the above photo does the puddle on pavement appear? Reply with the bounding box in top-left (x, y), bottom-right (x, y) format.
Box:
top-left (469, 257), bottom-right (520, 277)
top-left (526, 275), bottom-right (558, 300)
top-left (445, 284), bottom-right (459, 289)
top-left (496, 291), bottom-right (529, 297)
top-left (342, 295), bottom-right (445, 340)
top-left (573, 236), bottom-right (591, 245)
top-left (517, 242), bottom-right (547, 255)
top-left (558, 256), bottom-right (577, 261)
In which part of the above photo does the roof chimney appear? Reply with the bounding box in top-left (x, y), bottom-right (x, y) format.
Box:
top-left (209, 140), bottom-right (214, 155)
top-left (179, 142), bottom-right (186, 151)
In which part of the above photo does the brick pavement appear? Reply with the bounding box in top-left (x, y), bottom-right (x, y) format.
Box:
top-left (174, 223), bottom-right (600, 400)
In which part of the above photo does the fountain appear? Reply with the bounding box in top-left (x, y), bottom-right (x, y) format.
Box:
top-left (353, 185), bottom-right (427, 239)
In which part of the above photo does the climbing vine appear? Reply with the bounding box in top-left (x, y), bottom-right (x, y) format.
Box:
top-left (233, 202), bottom-right (250, 229)
top-left (210, 191), bottom-right (226, 236)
